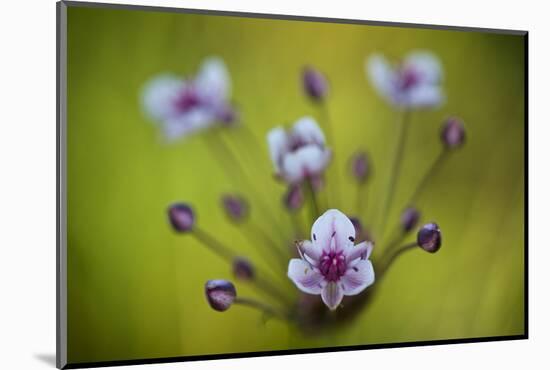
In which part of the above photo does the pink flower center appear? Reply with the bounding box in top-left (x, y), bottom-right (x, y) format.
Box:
top-left (398, 66), bottom-right (420, 91)
top-left (319, 250), bottom-right (346, 282)
top-left (173, 86), bottom-right (201, 113)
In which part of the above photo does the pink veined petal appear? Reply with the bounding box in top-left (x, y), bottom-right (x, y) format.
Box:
top-left (311, 209), bottom-right (356, 252)
top-left (298, 240), bottom-right (322, 263)
top-left (321, 282), bottom-right (344, 310)
top-left (341, 260), bottom-right (375, 296)
top-left (344, 241), bottom-right (374, 263)
top-left (287, 259), bottom-right (324, 295)
top-left (291, 116), bottom-right (326, 146)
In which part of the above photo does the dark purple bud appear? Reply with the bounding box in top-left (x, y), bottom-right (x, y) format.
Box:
top-left (221, 194), bottom-right (249, 222)
top-left (232, 257), bottom-right (255, 281)
top-left (168, 203), bottom-right (195, 232)
top-left (350, 151), bottom-right (370, 183)
top-left (441, 117), bottom-right (466, 149)
top-left (302, 66), bottom-right (328, 101)
top-left (416, 222), bottom-right (442, 253)
top-left (400, 207), bottom-right (420, 232)
top-left (349, 216), bottom-right (372, 242)
top-left (284, 185), bottom-right (304, 211)
top-left (218, 105), bottom-right (239, 126)
top-left (205, 279), bottom-right (237, 312)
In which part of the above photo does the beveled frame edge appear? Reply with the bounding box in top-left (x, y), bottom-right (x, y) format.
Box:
top-left (57, 1), bottom-right (68, 369)
top-left (56, 1), bottom-right (529, 369)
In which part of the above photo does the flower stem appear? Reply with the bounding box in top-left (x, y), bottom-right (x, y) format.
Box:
top-left (306, 179), bottom-right (320, 224)
top-left (234, 297), bottom-right (289, 321)
top-left (379, 241), bottom-right (417, 277)
top-left (377, 110), bottom-right (411, 240)
top-left (205, 132), bottom-right (289, 242)
top-left (320, 103), bottom-right (340, 207)
top-left (408, 149), bottom-right (450, 205)
top-left (192, 227), bottom-right (291, 304)
top-left (247, 221), bottom-right (289, 267)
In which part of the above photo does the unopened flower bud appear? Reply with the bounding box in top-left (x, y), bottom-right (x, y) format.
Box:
top-left (284, 185), bottom-right (304, 211)
top-left (441, 117), bottom-right (466, 149)
top-left (417, 222), bottom-right (442, 253)
top-left (401, 207), bottom-right (420, 232)
top-left (232, 257), bottom-right (255, 281)
top-left (349, 216), bottom-right (372, 242)
top-left (222, 194), bottom-right (249, 222)
top-left (218, 105), bottom-right (239, 126)
top-left (205, 279), bottom-right (237, 312)
top-left (168, 203), bottom-right (195, 232)
top-left (302, 66), bottom-right (328, 102)
top-left (350, 151), bottom-right (370, 183)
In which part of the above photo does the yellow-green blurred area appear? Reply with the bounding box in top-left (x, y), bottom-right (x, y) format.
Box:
top-left (66, 4), bottom-right (525, 365)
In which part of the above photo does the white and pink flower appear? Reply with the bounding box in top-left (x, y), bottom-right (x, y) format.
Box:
top-left (267, 116), bottom-right (332, 185)
top-left (288, 209), bottom-right (375, 310)
top-left (366, 51), bottom-right (444, 109)
top-left (141, 57), bottom-right (236, 141)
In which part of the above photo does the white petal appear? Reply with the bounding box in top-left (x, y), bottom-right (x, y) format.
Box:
top-left (344, 241), bottom-right (374, 262)
top-left (406, 85), bottom-right (444, 108)
top-left (321, 282), bottom-right (344, 310)
top-left (298, 240), bottom-right (322, 263)
top-left (292, 116), bottom-right (325, 146)
top-left (162, 108), bottom-right (214, 141)
top-left (340, 260), bottom-right (375, 296)
top-left (311, 209), bottom-right (356, 253)
top-left (404, 51), bottom-right (442, 84)
top-left (195, 57), bottom-right (231, 104)
top-left (287, 259), bottom-right (324, 294)
top-left (141, 74), bottom-right (184, 122)
top-left (366, 54), bottom-right (397, 103)
top-left (280, 145), bottom-right (331, 184)
top-left (267, 127), bottom-right (289, 173)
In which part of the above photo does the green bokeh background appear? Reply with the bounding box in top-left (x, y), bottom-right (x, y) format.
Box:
top-left (66, 5), bottom-right (525, 365)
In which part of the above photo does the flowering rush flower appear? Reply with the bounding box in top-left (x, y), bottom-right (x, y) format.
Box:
top-left (141, 57), bottom-right (236, 141)
top-left (288, 209), bottom-right (375, 310)
top-left (267, 116), bottom-right (332, 185)
top-left (366, 51), bottom-right (444, 108)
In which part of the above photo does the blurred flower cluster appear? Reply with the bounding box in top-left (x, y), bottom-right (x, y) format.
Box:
top-left (142, 51), bottom-right (465, 329)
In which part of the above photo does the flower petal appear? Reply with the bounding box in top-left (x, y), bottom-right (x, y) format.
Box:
top-left (287, 259), bottom-right (324, 294)
top-left (267, 127), bottom-right (288, 173)
top-left (195, 57), bottom-right (230, 104)
top-left (407, 85), bottom-right (444, 108)
top-left (404, 52), bottom-right (442, 84)
top-left (344, 241), bottom-right (374, 262)
top-left (366, 54), bottom-right (397, 103)
top-left (162, 108), bottom-right (214, 141)
top-left (292, 116), bottom-right (325, 146)
top-left (340, 260), bottom-right (374, 295)
top-left (298, 240), bottom-right (322, 263)
top-left (141, 74), bottom-right (184, 122)
top-left (311, 209), bottom-right (356, 252)
top-left (341, 260), bottom-right (375, 296)
top-left (321, 282), bottom-right (344, 310)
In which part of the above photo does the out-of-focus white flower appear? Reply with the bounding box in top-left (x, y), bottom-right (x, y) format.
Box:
top-left (366, 51), bottom-right (444, 109)
top-left (288, 209), bottom-right (375, 310)
top-left (141, 57), bottom-right (236, 141)
top-left (267, 116), bottom-right (332, 185)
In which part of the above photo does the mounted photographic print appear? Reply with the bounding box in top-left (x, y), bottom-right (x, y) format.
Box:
top-left (57, 1), bottom-right (528, 368)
